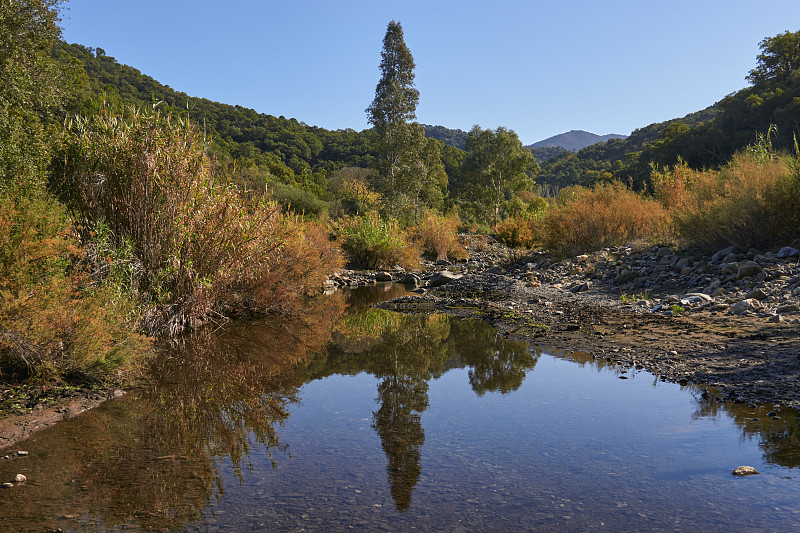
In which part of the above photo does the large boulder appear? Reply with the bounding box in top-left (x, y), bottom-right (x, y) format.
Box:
top-left (736, 261), bottom-right (762, 279)
top-left (427, 271), bottom-right (462, 288)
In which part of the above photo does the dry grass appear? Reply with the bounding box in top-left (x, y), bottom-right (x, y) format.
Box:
top-left (411, 212), bottom-right (465, 261)
top-left (54, 105), bottom-right (342, 335)
top-left (0, 192), bottom-right (147, 380)
top-left (653, 152), bottom-right (800, 251)
top-left (542, 183), bottom-right (671, 258)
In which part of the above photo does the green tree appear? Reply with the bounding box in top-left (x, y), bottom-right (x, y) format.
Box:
top-left (366, 20), bottom-right (422, 217)
top-left (459, 126), bottom-right (539, 225)
top-left (747, 30), bottom-right (800, 86)
top-left (0, 0), bottom-right (70, 191)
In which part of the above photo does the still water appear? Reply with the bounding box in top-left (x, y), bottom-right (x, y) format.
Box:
top-left (2, 284), bottom-right (800, 531)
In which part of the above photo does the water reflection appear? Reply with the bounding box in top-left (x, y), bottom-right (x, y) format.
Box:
top-left (2, 285), bottom-right (800, 531)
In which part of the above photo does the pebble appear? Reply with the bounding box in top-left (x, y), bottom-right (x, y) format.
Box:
top-left (16, 451), bottom-right (28, 457)
top-left (1, 483), bottom-right (13, 489)
top-left (732, 465), bottom-right (759, 476)
top-left (14, 474), bottom-right (26, 483)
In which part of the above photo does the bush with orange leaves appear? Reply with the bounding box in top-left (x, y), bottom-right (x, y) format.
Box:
top-left (410, 212), bottom-right (466, 261)
top-left (652, 151), bottom-right (800, 251)
top-left (542, 183), bottom-right (671, 258)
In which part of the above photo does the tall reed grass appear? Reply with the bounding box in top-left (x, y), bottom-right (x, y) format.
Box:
top-left (54, 106), bottom-right (341, 335)
top-left (652, 152), bottom-right (800, 251)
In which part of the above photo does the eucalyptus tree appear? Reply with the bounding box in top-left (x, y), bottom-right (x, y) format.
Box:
top-left (366, 20), bottom-right (438, 220)
top-left (459, 126), bottom-right (539, 225)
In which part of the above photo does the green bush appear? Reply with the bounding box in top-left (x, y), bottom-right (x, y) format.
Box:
top-left (335, 212), bottom-right (413, 269)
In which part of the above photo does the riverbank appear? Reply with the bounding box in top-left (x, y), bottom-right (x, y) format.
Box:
top-left (376, 237), bottom-right (800, 409)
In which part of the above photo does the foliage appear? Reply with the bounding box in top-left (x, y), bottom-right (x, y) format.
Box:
top-left (268, 180), bottom-right (329, 218)
top-left (542, 183), bottom-right (671, 258)
top-left (0, 0), bottom-right (71, 192)
top-left (365, 21), bottom-right (447, 219)
top-left (335, 212), bottom-right (416, 270)
top-left (410, 212), bottom-right (465, 261)
top-left (458, 126), bottom-right (539, 225)
top-left (653, 148), bottom-right (800, 251)
top-left (0, 191), bottom-right (147, 380)
top-left (53, 105), bottom-right (341, 335)
top-left (493, 216), bottom-right (540, 249)
top-left (747, 30), bottom-right (800, 85)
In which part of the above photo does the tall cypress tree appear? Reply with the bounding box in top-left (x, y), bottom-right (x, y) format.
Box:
top-left (366, 21), bottom-right (423, 218)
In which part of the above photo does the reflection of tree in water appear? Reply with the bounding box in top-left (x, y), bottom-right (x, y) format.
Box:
top-left (693, 394), bottom-right (800, 468)
top-left (451, 321), bottom-right (540, 396)
top-left (373, 373), bottom-right (428, 511)
top-left (318, 305), bottom-right (541, 511)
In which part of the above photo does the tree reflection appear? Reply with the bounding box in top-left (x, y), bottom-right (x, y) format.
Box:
top-left (311, 303), bottom-right (540, 511)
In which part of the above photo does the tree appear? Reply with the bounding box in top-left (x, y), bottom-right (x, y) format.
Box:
top-left (0, 0), bottom-right (70, 190)
top-left (459, 126), bottom-right (539, 225)
top-left (366, 20), bottom-right (422, 217)
top-left (747, 30), bottom-right (800, 86)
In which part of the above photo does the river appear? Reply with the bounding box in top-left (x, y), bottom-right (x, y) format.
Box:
top-left (1, 284), bottom-right (799, 531)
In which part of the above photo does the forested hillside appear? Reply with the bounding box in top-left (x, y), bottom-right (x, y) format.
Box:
top-left (538, 31), bottom-right (800, 192)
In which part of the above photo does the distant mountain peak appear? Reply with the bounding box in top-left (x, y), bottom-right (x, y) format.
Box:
top-left (530, 130), bottom-right (627, 152)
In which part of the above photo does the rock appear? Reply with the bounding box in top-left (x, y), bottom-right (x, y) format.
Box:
top-left (744, 288), bottom-right (767, 300)
top-left (721, 262), bottom-right (739, 276)
top-left (400, 273), bottom-right (421, 287)
top-left (1, 483), bottom-right (13, 489)
top-left (16, 451), bottom-right (28, 457)
top-left (712, 246), bottom-right (736, 262)
top-left (776, 303), bottom-right (800, 315)
top-left (729, 299), bottom-right (762, 315)
top-left (656, 247), bottom-right (672, 257)
top-left (568, 281), bottom-right (591, 293)
top-left (732, 465), bottom-right (759, 476)
top-left (427, 271), bottom-right (462, 288)
top-left (374, 271), bottom-right (393, 282)
top-left (435, 259), bottom-right (452, 266)
top-left (486, 265), bottom-right (505, 274)
top-left (769, 314), bottom-right (785, 323)
top-left (14, 474), bottom-right (26, 483)
top-left (777, 246), bottom-right (800, 259)
top-left (680, 293), bottom-right (713, 306)
top-left (737, 261), bottom-right (762, 279)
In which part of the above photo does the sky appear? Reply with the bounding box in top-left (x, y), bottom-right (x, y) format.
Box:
top-left (59, 0), bottom-right (800, 145)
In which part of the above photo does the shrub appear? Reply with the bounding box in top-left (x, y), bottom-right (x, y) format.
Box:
top-left (542, 183), bottom-right (671, 258)
top-left (268, 180), bottom-right (329, 219)
top-left (335, 212), bottom-right (414, 270)
top-left (0, 192), bottom-right (147, 380)
top-left (54, 106), bottom-right (341, 335)
top-left (660, 152), bottom-right (800, 251)
top-left (411, 212), bottom-right (465, 261)
top-left (493, 216), bottom-right (539, 249)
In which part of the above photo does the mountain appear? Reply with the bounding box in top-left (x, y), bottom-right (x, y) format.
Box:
top-left (529, 130), bottom-right (628, 152)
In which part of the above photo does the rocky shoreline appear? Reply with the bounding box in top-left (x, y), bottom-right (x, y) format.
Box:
top-left (360, 237), bottom-right (800, 410)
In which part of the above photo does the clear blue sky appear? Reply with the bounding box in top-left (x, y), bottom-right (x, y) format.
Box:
top-left (59, 0), bottom-right (800, 145)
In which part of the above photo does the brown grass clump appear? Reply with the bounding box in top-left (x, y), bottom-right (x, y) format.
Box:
top-left (493, 217), bottom-right (539, 249)
top-left (542, 183), bottom-right (671, 258)
top-left (654, 152), bottom-right (800, 251)
top-left (411, 212), bottom-right (465, 261)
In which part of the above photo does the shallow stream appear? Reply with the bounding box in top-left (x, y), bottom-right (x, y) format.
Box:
top-left (2, 284), bottom-right (799, 531)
